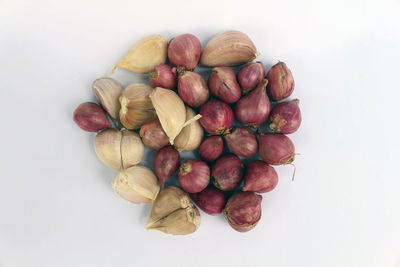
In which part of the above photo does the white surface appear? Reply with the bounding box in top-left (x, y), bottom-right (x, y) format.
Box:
top-left (1, 0), bottom-right (400, 266)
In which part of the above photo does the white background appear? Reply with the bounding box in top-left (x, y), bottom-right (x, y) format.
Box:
top-left (1, 0), bottom-right (399, 266)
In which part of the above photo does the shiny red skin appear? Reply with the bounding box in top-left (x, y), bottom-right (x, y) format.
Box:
top-left (208, 66), bottom-right (241, 103)
top-left (257, 133), bottom-right (295, 165)
top-left (149, 64), bottom-right (177, 89)
top-left (73, 102), bottom-right (111, 132)
top-left (177, 70), bottom-right (209, 108)
top-left (190, 187), bottom-right (226, 215)
top-left (178, 160), bottom-right (210, 193)
top-left (200, 99), bottom-right (234, 135)
top-left (238, 62), bottom-right (265, 94)
top-left (153, 146), bottom-right (180, 187)
top-left (224, 126), bottom-right (257, 157)
top-left (168, 34), bottom-right (201, 70)
top-left (243, 160), bottom-right (278, 193)
top-left (211, 154), bottom-right (244, 191)
top-left (199, 136), bottom-right (223, 162)
top-left (269, 99), bottom-right (301, 134)
top-left (139, 119), bottom-right (169, 150)
top-left (266, 61), bottom-right (295, 101)
top-left (223, 191), bottom-right (262, 232)
top-left (235, 79), bottom-right (271, 127)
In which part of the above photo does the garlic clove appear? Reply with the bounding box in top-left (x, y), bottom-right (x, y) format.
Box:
top-left (94, 128), bottom-right (122, 171)
top-left (146, 205), bottom-right (200, 235)
top-left (113, 165), bottom-right (160, 203)
top-left (111, 35), bottom-right (168, 74)
top-left (113, 175), bottom-right (154, 203)
top-left (146, 186), bottom-right (190, 226)
top-left (94, 128), bottom-right (145, 171)
top-left (174, 107), bottom-right (203, 152)
top-left (200, 30), bottom-right (259, 67)
top-left (120, 130), bottom-right (144, 168)
top-left (92, 77), bottom-right (123, 119)
top-left (149, 87), bottom-right (186, 145)
top-left (119, 83), bottom-right (156, 130)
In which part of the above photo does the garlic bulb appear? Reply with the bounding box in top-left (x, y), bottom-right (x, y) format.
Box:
top-left (94, 128), bottom-right (144, 171)
top-left (174, 107), bottom-right (204, 152)
top-left (149, 87), bottom-right (185, 145)
top-left (119, 83), bottom-right (156, 130)
top-left (92, 77), bottom-right (123, 120)
top-left (111, 35), bottom-right (168, 74)
top-left (146, 186), bottom-right (200, 235)
top-left (200, 30), bottom-right (259, 66)
top-left (113, 165), bottom-right (160, 203)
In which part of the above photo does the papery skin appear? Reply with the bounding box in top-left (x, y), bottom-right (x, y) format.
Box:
top-left (112, 35), bottom-right (167, 74)
top-left (168, 34), bottom-right (202, 70)
top-left (235, 79), bottom-right (270, 127)
top-left (224, 126), bottom-right (257, 157)
top-left (269, 99), bottom-right (301, 134)
top-left (200, 30), bottom-right (258, 66)
top-left (149, 64), bottom-right (177, 89)
top-left (92, 77), bottom-right (123, 119)
top-left (178, 160), bottom-right (210, 193)
top-left (243, 160), bottom-right (278, 193)
top-left (238, 62), bottom-right (265, 94)
top-left (208, 66), bottom-right (241, 103)
top-left (212, 154), bottom-right (244, 191)
top-left (154, 146), bottom-right (180, 187)
top-left (200, 99), bottom-right (234, 135)
top-left (223, 191), bottom-right (262, 232)
top-left (257, 133), bottom-right (295, 165)
top-left (73, 102), bottom-right (111, 132)
top-left (266, 61), bottom-right (295, 101)
top-left (199, 136), bottom-right (223, 162)
top-left (177, 69), bottom-right (209, 108)
top-left (190, 187), bottom-right (226, 215)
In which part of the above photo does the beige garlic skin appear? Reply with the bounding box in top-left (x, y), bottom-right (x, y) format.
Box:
top-left (111, 35), bottom-right (168, 74)
top-left (150, 87), bottom-right (202, 145)
top-left (113, 165), bottom-right (160, 204)
top-left (174, 107), bottom-right (204, 152)
top-left (119, 83), bottom-right (156, 130)
top-left (149, 87), bottom-right (186, 145)
top-left (92, 77), bottom-right (123, 120)
top-left (200, 30), bottom-right (259, 66)
top-left (94, 128), bottom-right (144, 171)
top-left (146, 187), bottom-right (201, 235)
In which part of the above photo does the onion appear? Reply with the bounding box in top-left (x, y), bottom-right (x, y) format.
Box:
top-left (211, 154), bottom-right (243, 191)
top-left (200, 99), bottom-right (234, 134)
top-left (235, 79), bottom-right (270, 127)
top-left (199, 136), bottom-right (223, 162)
top-left (243, 160), bottom-right (278, 193)
top-left (257, 133), bottom-right (295, 165)
top-left (238, 62), bottom-right (265, 94)
top-left (208, 66), bottom-right (241, 103)
top-left (224, 126), bottom-right (257, 157)
top-left (178, 160), bottom-right (210, 193)
top-left (153, 146), bottom-right (180, 187)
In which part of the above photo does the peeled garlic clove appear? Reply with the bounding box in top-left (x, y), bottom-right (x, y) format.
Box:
top-left (146, 187), bottom-right (191, 226)
top-left (92, 77), bottom-right (123, 119)
top-left (174, 107), bottom-right (204, 152)
top-left (111, 35), bottom-right (168, 74)
top-left (146, 205), bottom-right (200, 235)
top-left (113, 165), bottom-right (160, 203)
top-left (200, 30), bottom-right (259, 67)
top-left (149, 87), bottom-right (186, 145)
top-left (94, 128), bottom-right (144, 171)
top-left (146, 186), bottom-right (200, 235)
top-left (119, 83), bottom-right (156, 130)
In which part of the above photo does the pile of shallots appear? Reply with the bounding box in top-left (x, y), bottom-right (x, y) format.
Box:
top-left (73, 30), bottom-right (301, 235)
